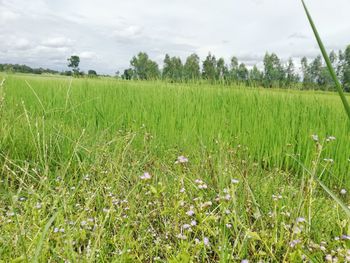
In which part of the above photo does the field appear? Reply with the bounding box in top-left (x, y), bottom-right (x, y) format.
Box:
top-left (1, 74), bottom-right (350, 262)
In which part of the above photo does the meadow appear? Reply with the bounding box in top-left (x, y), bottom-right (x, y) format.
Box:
top-left (1, 74), bottom-right (350, 262)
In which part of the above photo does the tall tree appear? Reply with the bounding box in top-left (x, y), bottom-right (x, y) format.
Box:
top-left (67, 55), bottom-right (80, 75)
top-left (263, 53), bottom-right (285, 88)
top-left (202, 53), bottom-right (217, 81)
top-left (162, 54), bottom-right (172, 79)
top-left (130, 52), bottom-right (160, 80)
top-left (309, 55), bottom-right (323, 86)
top-left (183, 53), bottom-right (200, 81)
top-left (249, 65), bottom-right (262, 86)
top-left (285, 58), bottom-right (299, 86)
top-left (301, 57), bottom-right (312, 89)
top-left (237, 63), bottom-right (249, 82)
top-left (162, 54), bottom-right (183, 81)
top-left (230, 56), bottom-right (239, 82)
top-left (122, 68), bottom-right (134, 80)
top-left (216, 58), bottom-right (228, 81)
top-left (342, 45), bottom-right (350, 92)
top-left (88, 70), bottom-right (97, 77)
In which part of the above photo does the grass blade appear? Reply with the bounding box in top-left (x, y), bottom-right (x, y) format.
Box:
top-left (301, 0), bottom-right (350, 121)
top-left (314, 177), bottom-right (350, 218)
top-left (33, 212), bottom-right (58, 262)
top-left (289, 154), bottom-right (350, 218)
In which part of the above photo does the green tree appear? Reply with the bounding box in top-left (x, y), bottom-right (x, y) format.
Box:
top-left (309, 55), bottom-right (323, 86)
top-left (216, 58), bottom-right (228, 82)
top-left (130, 52), bottom-right (160, 80)
top-left (237, 63), bottom-right (249, 83)
top-left (230, 56), bottom-right (239, 82)
top-left (285, 58), bottom-right (299, 87)
top-left (301, 57), bottom-right (312, 89)
top-left (183, 53), bottom-right (200, 81)
top-left (162, 54), bottom-right (183, 82)
top-left (202, 53), bottom-right (217, 81)
top-left (67, 55), bottom-right (80, 76)
top-left (342, 45), bottom-right (350, 92)
top-left (249, 65), bottom-right (262, 86)
top-left (162, 54), bottom-right (171, 79)
top-left (88, 70), bottom-right (97, 77)
top-left (122, 68), bottom-right (134, 80)
top-left (263, 53), bottom-right (285, 88)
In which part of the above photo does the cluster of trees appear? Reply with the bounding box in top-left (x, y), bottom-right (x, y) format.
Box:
top-left (0, 56), bottom-right (98, 78)
top-left (0, 64), bottom-right (59, 75)
top-left (2, 46), bottom-right (350, 91)
top-left (122, 45), bottom-right (350, 91)
top-left (301, 49), bottom-right (350, 91)
top-left (65, 56), bottom-right (98, 77)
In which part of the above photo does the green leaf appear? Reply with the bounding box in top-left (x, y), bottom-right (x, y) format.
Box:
top-left (33, 212), bottom-right (58, 262)
top-left (301, 0), bottom-right (350, 121)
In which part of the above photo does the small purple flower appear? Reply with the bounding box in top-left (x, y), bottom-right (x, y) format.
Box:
top-left (140, 172), bottom-right (151, 180)
top-left (176, 233), bottom-right (187, 240)
top-left (312, 134), bottom-right (319, 142)
top-left (175, 156), bottom-right (189, 164)
top-left (186, 210), bottom-right (195, 216)
top-left (325, 255), bottom-right (333, 262)
top-left (198, 184), bottom-right (208, 189)
top-left (341, 235), bottom-right (350, 240)
top-left (224, 194), bottom-right (231, 200)
top-left (182, 224), bottom-right (191, 230)
top-left (203, 237), bottom-right (209, 246)
top-left (231, 179), bottom-right (239, 184)
top-left (296, 217), bottom-right (306, 223)
top-left (289, 239), bottom-right (301, 248)
top-left (195, 179), bottom-right (203, 184)
top-left (326, 136), bottom-right (336, 142)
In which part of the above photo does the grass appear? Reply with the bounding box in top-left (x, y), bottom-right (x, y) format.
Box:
top-left (301, 0), bottom-right (350, 220)
top-left (0, 73), bottom-right (350, 262)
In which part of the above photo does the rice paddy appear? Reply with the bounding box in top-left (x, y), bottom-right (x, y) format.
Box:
top-left (1, 74), bottom-right (350, 262)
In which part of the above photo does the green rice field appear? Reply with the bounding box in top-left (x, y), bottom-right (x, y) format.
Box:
top-left (1, 74), bottom-right (350, 262)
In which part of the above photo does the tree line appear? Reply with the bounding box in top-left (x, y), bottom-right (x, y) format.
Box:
top-left (2, 45), bottom-right (350, 91)
top-left (122, 45), bottom-right (350, 91)
top-left (0, 64), bottom-right (60, 75)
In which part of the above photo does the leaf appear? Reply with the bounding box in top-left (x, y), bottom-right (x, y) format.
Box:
top-left (301, 0), bottom-right (350, 121)
top-left (33, 212), bottom-right (58, 262)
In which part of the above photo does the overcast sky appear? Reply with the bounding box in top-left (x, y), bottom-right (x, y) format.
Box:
top-left (1, 0), bottom-right (349, 74)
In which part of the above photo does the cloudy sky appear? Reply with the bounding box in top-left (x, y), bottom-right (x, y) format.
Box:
top-left (1, 0), bottom-right (349, 74)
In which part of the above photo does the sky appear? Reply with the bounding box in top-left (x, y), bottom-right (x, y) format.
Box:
top-left (1, 0), bottom-right (350, 75)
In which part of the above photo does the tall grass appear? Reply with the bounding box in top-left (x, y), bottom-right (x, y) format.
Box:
top-left (301, 0), bottom-right (350, 218)
top-left (301, 0), bottom-right (350, 121)
top-left (2, 75), bottom-right (350, 184)
top-left (1, 74), bottom-right (350, 261)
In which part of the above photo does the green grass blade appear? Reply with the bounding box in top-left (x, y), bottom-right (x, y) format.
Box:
top-left (289, 154), bottom-right (350, 218)
top-left (314, 177), bottom-right (350, 218)
top-left (301, 0), bottom-right (350, 121)
top-left (33, 212), bottom-right (58, 262)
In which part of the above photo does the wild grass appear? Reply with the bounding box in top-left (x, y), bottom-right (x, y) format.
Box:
top-left (301, 0), bottom-right (350, 222)
top-left (0, 73), bottom-right (350, 262)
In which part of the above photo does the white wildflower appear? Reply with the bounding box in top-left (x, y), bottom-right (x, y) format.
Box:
top-left (140, 172), bottom-right (151, 180)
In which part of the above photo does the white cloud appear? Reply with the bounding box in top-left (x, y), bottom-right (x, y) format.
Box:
top-left (79, 51), bottom-right (98, 60)
top-left (112, 25), bottom-right (143, 40)
top-left (42, 37), bottom-right (74, 48)
top-left (0, 7), bottom-right (19, 22)
top-left (1, 0), bottom-right (350, 74)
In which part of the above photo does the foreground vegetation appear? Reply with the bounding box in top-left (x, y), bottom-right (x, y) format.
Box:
top-left (0, 74), bottom-right (350, 262)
